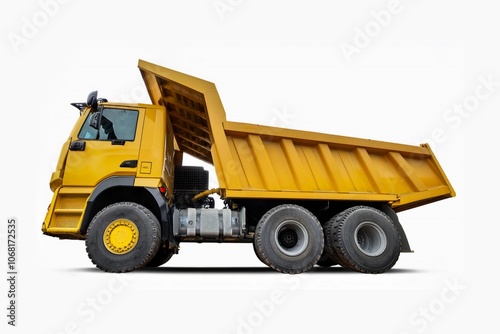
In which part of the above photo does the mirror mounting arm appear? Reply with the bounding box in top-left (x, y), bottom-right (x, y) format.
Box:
top-left (89, 105), bottom-right (104, 139)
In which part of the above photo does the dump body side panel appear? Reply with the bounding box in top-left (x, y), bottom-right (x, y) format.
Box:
top-left (221, 122), bottom-right (455, 211)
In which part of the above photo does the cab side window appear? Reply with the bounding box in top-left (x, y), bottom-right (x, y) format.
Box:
top-left (78, 108), bottom-right (139, 141)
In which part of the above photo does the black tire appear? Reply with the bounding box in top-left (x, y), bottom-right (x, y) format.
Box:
top-left (86, 202), bottom-right (161, 273)
top-left (316, 250), bottom-right (338, 267)
top-left (253, 239), bottom-right (267, 265)
top-left (323, 213), bottom-right (354, 269)
top-left (379, 204), bottom-right (412, 253)
top-left (146, 244), bottom-right (174, 268)
top-left (324, 206), bottom-right (400, 274)
top-left (254, 204), bottom-right (324, 274)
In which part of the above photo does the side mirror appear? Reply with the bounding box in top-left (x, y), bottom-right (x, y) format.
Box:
top-left (89, 110), bottom-right (102, 130)
top-left (87, 91), bottom-right (98, 110)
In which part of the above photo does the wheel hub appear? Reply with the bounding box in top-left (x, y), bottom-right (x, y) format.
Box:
top-left (354, 221), bottom-right (387, 257)
top-left (278, 229), bottom-right (298, 248)
top-left (274, 220), bottom-right (309, 257)
top-left (103, 219), bottom-right (139, 255)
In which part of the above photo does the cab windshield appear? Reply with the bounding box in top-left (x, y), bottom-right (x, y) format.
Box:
top-left (78, 108), bottom-right (139, 141)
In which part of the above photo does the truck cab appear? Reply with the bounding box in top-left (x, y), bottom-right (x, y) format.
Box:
top-left (43, 95), bottom-right (174, 241)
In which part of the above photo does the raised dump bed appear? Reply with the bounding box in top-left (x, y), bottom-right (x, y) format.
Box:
top-left (139, 60), bottom-right (455, 212)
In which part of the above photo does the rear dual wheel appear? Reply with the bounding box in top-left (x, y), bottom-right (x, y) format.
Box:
top-left (324, 206), bottom-right (401, 274)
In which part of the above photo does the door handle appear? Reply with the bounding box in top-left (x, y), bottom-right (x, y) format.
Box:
top-left (69, 141), bottom-right (86, 151)
top-left (120, 160), bottom-right (138, 168)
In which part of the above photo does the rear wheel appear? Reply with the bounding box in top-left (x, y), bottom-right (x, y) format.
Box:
top-left (86, 202), bottom-right (161, 273)
top-left (254, 204), bottom-right (323, 274)
top-left (324, 206), bottom-right (400, 274)
top-left (323, 213), bottom-right (351, 269)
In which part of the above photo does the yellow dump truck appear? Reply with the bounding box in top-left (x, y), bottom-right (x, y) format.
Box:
top-left (42, 60), bottom-right (455, 274)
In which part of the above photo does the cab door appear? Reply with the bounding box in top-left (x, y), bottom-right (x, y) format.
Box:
top-left (62, 107), bottom-right (144, 187)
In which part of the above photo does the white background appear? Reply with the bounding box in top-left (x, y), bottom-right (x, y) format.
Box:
top-left (0, 0), bottom-right (497, 333)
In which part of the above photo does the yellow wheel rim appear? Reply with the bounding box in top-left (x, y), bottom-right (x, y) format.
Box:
top-left (103, 219), bottom-right (139, 255)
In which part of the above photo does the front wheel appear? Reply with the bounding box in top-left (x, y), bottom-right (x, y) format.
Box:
top-left (146, 244), bottom-right (175, 268)
top-left (86, 202), bottom-right (161, 273)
